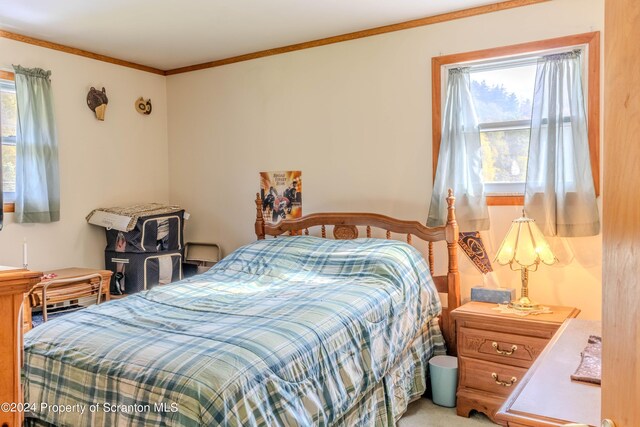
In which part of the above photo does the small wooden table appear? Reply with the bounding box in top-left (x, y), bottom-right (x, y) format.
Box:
top-left (23, 268), bottom-right (112, 333)
top-left (496, 319), bottom-right (601, 426)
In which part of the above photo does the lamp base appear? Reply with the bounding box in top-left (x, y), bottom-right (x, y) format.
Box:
top-left (508, 296), bottom-right (541, 311)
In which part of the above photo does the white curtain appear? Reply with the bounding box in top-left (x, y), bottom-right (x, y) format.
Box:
top-left (13, 65), bottom-right (60, 223)
top-left (428, 68), bottom-right (489, 231)
top-left (524, 51), bottom-right (599, 237)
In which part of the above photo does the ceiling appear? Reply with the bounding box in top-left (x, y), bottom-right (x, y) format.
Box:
top-left (0, 0), bottom-right (507, 70)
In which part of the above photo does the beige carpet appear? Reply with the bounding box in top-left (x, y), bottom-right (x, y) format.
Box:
top-left (398, 398), bottom-right (497, 427)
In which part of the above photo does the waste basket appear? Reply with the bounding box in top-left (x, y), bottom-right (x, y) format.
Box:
top-left (429, 355), bottom-right (458, 407)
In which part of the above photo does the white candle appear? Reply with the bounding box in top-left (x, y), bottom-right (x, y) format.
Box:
top-left (23, 238), bottom-right (28, 268)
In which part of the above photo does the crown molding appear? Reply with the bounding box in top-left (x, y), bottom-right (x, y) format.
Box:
top-left (0, 30), bottom-right (165, 75)
top-left (1, 0), bottom-right (550, 76)
top-left (165, 0), bottom-right (550, 75)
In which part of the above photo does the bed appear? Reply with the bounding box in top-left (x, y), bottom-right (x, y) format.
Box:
top-left (22, 192), bottom-right (460, 427)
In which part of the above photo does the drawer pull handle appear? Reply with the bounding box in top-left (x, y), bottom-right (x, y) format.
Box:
top-left (492, 342), bottom-right (517, 355)
top-left (492, 372), bottom-right (517, 387)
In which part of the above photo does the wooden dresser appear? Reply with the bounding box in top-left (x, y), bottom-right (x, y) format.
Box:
top-left (451, 302), bottom-right (580, 422)
top-left (496, 319), bottom-right (601, 427)
top-left (0, 267), bottom-right (41, 427)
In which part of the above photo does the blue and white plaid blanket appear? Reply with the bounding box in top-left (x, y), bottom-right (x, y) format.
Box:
top-left (23, 236), bottom-right (442, 426)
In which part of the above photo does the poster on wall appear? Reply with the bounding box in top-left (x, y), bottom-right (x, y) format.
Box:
top-left (260, 171), bottom-right (302, 224)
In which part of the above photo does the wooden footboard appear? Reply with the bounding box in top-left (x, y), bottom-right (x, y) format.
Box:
top-left (254, 190), bottom-right (461, 354)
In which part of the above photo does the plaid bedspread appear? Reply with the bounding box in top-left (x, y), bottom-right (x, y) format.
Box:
top-left (23, 236), bottom-right (442, 426)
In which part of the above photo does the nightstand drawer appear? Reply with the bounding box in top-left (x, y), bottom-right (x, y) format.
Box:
top-left (458, 327), bottom-right (548, 368)
top-left (459, 357), bottom-right (527, 397)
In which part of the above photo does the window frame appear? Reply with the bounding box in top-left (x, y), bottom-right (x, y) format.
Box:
top-left (1, 69), bottom-right (16, 213)
top-left (431, 32), bottom-right (600, 206)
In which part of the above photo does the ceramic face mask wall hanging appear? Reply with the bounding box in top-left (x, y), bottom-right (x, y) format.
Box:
top-left (87, 87), bottom-right (108, 120)
top-left (135, 97), bottom-right (152, 115)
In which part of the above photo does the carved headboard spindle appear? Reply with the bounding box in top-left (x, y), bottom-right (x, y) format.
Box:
top-left (366, 226), bottom-right (372, 238)
top-left (444, 189), bottom-right (461, 351)
top-left (304, 228), bottom-right (309, 236)
top-left (321, 225), bottom-right (326, 238)
top-left (407, 234), bottom-right (412, 244)
top-left (255, 193), bottom-right (265, 240)
top-left (386, 230), bottom-right (391, 239)
top-left (428, 242), bottom-right (435, 274)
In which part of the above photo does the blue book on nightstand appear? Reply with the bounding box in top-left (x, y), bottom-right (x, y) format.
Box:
top-left (470, 287), bottom-right (515, 304)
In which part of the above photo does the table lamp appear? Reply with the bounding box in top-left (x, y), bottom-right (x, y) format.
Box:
top-left (493, 212), bottom-right (557, 310)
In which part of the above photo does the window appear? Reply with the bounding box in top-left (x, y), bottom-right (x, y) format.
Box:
top-left (1, 70), bottom-right (16, 212)
top-left (432, 33), bottom-right (600, 205)
top-left (471, 62), bottom-right (536, 196)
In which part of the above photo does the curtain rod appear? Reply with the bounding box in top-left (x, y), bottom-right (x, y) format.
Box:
top-left (446, 44), bottom-right (587, 74)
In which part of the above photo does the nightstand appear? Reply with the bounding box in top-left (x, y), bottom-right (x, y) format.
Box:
top-left (451, 301), bottom-right (580, 423)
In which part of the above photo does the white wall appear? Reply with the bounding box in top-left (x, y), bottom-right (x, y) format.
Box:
top-left (0, 38), bottom-right (169, 271)
top-left (166, 0), bottom-right (604, 319)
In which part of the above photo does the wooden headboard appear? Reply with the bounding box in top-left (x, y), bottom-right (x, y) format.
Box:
top-left (253, 190), bottom-right (461, 354)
